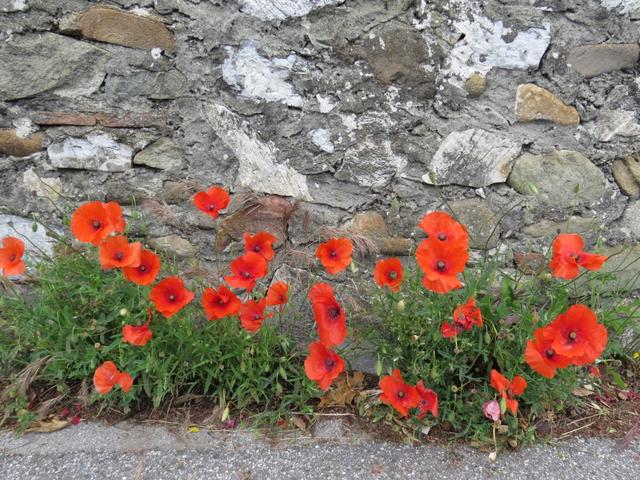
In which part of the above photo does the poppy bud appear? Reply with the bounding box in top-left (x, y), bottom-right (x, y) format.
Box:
top-left (484, 332), bottom-right (491, 344)
top-left (375, 357), bottom-right (383, 376)
top-left (450, 385), bottom-right (458, 393)
top-left (349, 261), bottom-right (357, 273)
top-left (396, 300), bottom-right (405, 312)
top-left (31, 222), bottom-right (38, 232)
top-left (94, 342), bottom-right (101, 349)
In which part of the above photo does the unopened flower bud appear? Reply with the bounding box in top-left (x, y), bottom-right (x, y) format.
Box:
top-left (396, 300), bottom-right (405, 312)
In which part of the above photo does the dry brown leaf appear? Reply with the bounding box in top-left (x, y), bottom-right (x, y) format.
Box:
top-left (289, 415), bottom-right (307, 432)
top-left (572, 387), bottom-right (595, 397)
top-left (25, 416), bottom-right (69, 433)
top-left (318, 371), bottom-right (365, 408)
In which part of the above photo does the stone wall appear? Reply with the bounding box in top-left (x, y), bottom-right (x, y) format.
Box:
top-left (2, 0), bottom-right (640, 279)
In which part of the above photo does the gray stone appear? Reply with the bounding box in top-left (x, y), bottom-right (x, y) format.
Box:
top-left (568, 44), bottom-right (640, 78)
top-left (134, 138), bottom-right (183, 170)
top-left (22, 168), bottom-right (63, 201)
top-left (422, 129), bottom-right (521, 188)
top-left (238, 0), bottom-right (343, 20)
top-left (0, 33), bottom-right (109, 100)
top-left (0, 214), bottom-right (57, 259)
top-left (522, 216), bottom-right (600, 239)
top-left (47, 134), bottom-right (133, 172)
top-left (592, 110), bottom-right (640, 142)
top-left (620, 201), bottom-right (640, 239)
top-left (578, 244), bottom-right (640, 293)
top-left (448, 199), bottom-right (501, 249)
top-left (336, 139), bottom-right (404, 188)
top-left (105, 70), bottom-right (188, 100)
top-left (1, 0), bottom-right (29, 12)
top-left (147, 235), bottom-right (198, 258)
top-left (508, 151), bottom-right (609, 209)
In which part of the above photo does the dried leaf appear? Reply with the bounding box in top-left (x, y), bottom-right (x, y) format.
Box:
top-left (371, 463), bottom-right (384, 475)
top-left (25, 416), bottom-right (69, 433)
top-left (318, 371), bottom-right (365, 408)
top-left (289, 415), bottom-right (307, 432)
top-left (572, 387), bottom-right (595, 397)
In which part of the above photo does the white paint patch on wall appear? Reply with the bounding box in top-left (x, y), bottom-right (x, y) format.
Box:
top-left (222, 41), bottom-right (304, 107)
top-left (202, 102), bottom-right (312, 200)
top-left (308, 129), bottom-right (334, 153)
top-left (443, 14), bottom-right (550, 84)
top-left (238, 0), bottom-right (343, 21)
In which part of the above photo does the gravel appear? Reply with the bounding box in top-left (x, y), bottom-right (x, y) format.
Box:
top-left (1, 421), bottom-right (638, 479)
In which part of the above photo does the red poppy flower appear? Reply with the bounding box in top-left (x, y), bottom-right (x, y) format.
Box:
top-left (544, 304), bottom-right (607, 366)
top-left (549, 233), bottom-right (607, 280)
top-left (418, 211), bottom-right (468, 247)
top-left (316, 238), bottom-right (353, 275)
top-left (93, 361), bottom-right (133, 395)
top-left (304, 341), bottom-right (345, 390)
top-left (416, 381), bottom-right (439, 418)
top-left (308, 283), bottom-right (347, 347)
top-left (149, 276), bottom-right (195, 318)
top-left (373, 258), bottom-right (403, 292)
top-left (524, 327), bottom-right (573, 378)
top-left (266, 281), bottom-right (289, 312)
top-left (0, 236), bottom-right (25, 276)
top-left (224, 252), bottom-right (268, 292)
top-left (415, 239), bottom-right (468, 293)
top-left (244, 231), bottom-right (277, 262)
top-left (379, 369), bottom-right (420, 417)
top-left (70, 201), bottom-right (125, 245)
top-left (441, 298), bottom-right (483, 338)
top-left (121, 249), bottom-right (160, 285)
top-left (193, 186), bottom-right (230, 219)
top-left (122, 308), bottom-right (153, 346)
top-left (490, 369), bottom-right (527, 415)
top-left (98, 235), bottom-right (142, 270)
top-left (202, 285), bottom-right (241, 320)
top-left (238, 298), bottom-right (269, 333)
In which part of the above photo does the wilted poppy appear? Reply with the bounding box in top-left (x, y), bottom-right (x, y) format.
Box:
top-left (316, 238), bottom-right (353, 275)
top-left (122, 249), bottom-right (160, 285)
top-left (244, 231), bottom-right (277, 262)
top-left (202, 285), bottom-right (241, 320)
top-left (416, 381), bottom-right (438, 418)
top-left (266, 281), bottom-right (289, 312)
top-left (379, 369), bottom-right (420, 417)
top-left (544, 304), bottom-right (607, 366)
top-left (122, 309), bottom-right (153, 347)
top-left (373, 258), bottom-right (403, 292)
top-left (70, 201), bottom-right (125, 245)
top-left (0, 236), bottom-right (25, 276)
top-left (193, 186), bottom-right (230, 219)
top-left (149, 276), bottom-right (195, 318)
top-left (238, 298), bottom-right (269, 333)
top-left (304, 341), bottom-right (345, 390)
top-left (93, 361), bottom-right (133, 395)
top-left (524, 327), bottom-right (573, 378)
top-left (224, 252), bottom-right (268, 292)
top-left (490, 369), bottom-right (527, 415)
top-left (415, 239), bottom-right (468, 293)
top-left (98, 235), bottom-right (142, 270)
top-left (308, 283), bottom-right (347, 346)
top-left (483, 400), bottom-right (501, 422)
top-left (441, 298), bottom-right (483, 338)
top-left (418, 211), bottom-right (468, 248)
top-left (549, 233), bottom-right (607, 280)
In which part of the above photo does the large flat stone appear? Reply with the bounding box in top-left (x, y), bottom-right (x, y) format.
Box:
top-left (613, 155), bottom-right (640, 199)
top-left (422, 129), bottom-right (521, 188)
top-left (133, 138), bottom-right (183, 170)
top-left (47, 134), bottom-right (133, 172)
top-left (0, 214), bottom-right (57, 259)
top-left (568, 44), bottom-right (640, 78)
top-left (0, 33), bottom-right (109, 100)
top-left (508, 151), bottom-right (609, 209)
top-left (60, 5), bottom-right (175, 52)
top-left (515, 84), bottom-right (580, 126)
top-left (0, 129), bottom-right (44, 157)
top-left (447, 198), bottom-right (501, 249)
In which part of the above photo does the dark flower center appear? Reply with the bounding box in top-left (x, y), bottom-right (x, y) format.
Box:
top-left (139, 265), bottom-right (147, 272)
top-left (253, 314), bottom-right (261, 321)
top-left (388, 271), bottom-right (397, 280)
top-left (325, 359), bottom-right (335, 369)
top-left (330, 250), bottom-right (337, 258)
top-left (168, 294), bottom-right (176, 302)
top-left (397, 391), bottom-right (405, 399)
top-left (438, 233), bottom-right (447, 241)
top-left (328, 306), bottom-right (340, 319)
top-left (208, 204), bottom-right (215, 211)
top-left (115, 252), bottom-right (124, 261)
top-left (218, 298), bottom-right (225, 305)
top-left (436, 260), bottom-right (446, 271)
top-left (253, 245), bottom-right (261, 252)
top-left (568, 331), bottom-right (577, 341)
top-left (243, 271), bottom-right (251, 278)
top-left (545, 348), bottom-right (555, 358)
top-left (92, 220), bottom-right (101, 230)
top-left (9, 254), bottom-right (16, 262)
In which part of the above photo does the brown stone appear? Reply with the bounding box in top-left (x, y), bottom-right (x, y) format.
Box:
top-left (465, 73), bottom-right (486, 97)
top-left (515, 84), bottom-right (580, 126)
top-left (33, 111), bottom-right (166, 128)
top-left (61, 5), bottom-right (175, 52)
top-left (613, 155), bottom-right (640, 199)
top-left (348, 211), bottom-right (414, 256)
top-left (514, 252), bottom-right (547, 274)
top-left (0, 129), bottom-right (44, 157)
